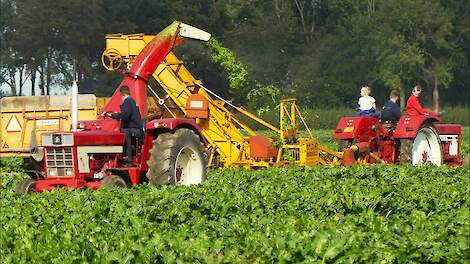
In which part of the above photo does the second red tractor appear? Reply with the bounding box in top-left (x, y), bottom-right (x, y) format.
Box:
top-left (333, 113), bottom-right (462, 166)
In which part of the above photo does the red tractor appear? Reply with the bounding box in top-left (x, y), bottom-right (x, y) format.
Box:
top-left (15, 21), bottom-right (211, 193)
top-left (333, 113), bottom-right (462, 166)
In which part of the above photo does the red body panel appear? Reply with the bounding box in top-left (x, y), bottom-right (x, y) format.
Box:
top-left (435, 124), bottom-right (462, 165)
top-left (80, 117), bottom-right (121, 132)
top-left (35, 178), bottom-right (101, 192)
top-left (393, 114), bottom-right (441, 138)
top-left (146, 118), bottom-right (204, 133)
top-left (434, 124), bottom-right (461, 135)
top-left (333, 116), bottom-right (379, 141)
top-left (73, 131), bottom-right (124, 145)
top-left (249, 136), bottom-right (278, 159)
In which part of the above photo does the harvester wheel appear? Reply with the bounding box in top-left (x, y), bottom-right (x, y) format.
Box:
top-left (101, 175), bottom-right (128, 188)
top-left (338, 139), bottom-right (353, 151)
top-left (147, 128), bottom-right (207, 186)
top-left (400, 125), bottom-right (442, 166)
top-left (15, 179), bottom-right (36, 194)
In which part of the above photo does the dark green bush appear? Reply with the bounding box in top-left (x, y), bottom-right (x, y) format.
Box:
top-left (0, 158), bottom-right (24, 173)
top-left (441, 106), bottom-right (470, 126)
top-left (1, 166), bottom-right (469, 263)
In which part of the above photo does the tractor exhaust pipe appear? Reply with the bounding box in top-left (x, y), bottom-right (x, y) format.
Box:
top-left (71, 80), bottom-right (79, 131)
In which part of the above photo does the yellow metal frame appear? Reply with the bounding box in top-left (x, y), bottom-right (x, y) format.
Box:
top-left (103, 34), bottom-right (343, 167)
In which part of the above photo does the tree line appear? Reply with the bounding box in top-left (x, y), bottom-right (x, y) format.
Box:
top-left (1, 0), bottom-right (469, 111)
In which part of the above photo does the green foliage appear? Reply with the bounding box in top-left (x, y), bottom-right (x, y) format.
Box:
top-left (206, 38), bottom-right (247, 91)
top-left (1, 165), bottom-right (469, 263)
top-left (1, 127), bottom-right (468, 262)
top-left (0, 158), bottom-right (24, 173)
top-left (441, 106), bottom-right (470, 127)
top-left (246, 83), bottom-right (280, 116)
top-left (460, 127), bottom-right (470, 157)
top-left (206, 39), bottom-right (284, 115)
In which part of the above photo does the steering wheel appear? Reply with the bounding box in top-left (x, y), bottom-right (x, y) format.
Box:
top-left (101, 48), bottom-right (123, 71)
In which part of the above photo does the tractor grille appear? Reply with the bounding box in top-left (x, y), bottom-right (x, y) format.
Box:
top-left (45, 147), bottom-right (75, 177)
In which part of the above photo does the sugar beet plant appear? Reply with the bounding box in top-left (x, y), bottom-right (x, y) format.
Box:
top-left (1, 165), bottom-right (469, 263)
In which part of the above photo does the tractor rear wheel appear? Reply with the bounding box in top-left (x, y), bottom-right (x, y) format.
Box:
top-left (147, 128), bottom-right (206, 185)
top-left (101, 175), bottom-right (128, 188)
top-left (15, 178), bottom-right (36, 194)
top-left (400, 125), bottom-right (442, 166)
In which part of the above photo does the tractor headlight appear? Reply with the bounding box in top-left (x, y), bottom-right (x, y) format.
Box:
top-left (65, 168), bottom-right (74, 176)
top-left (77, 122), bottom-right (85, 129)
top-left (48, 168), bottom-right (58, 177)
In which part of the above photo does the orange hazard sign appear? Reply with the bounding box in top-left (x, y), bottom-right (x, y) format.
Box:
top-left (6, 115), bottom-right (22, 132)
top-left (2, 142), bottom-right (9, 149)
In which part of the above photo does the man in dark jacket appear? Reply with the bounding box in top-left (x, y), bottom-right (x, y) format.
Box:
top-left (381, 89), bottom-right (401, 123)
top-left (105, 85), bottom-right (143, 166)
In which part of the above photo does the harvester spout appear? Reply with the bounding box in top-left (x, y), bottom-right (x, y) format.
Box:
top-left (102, 21), bottom-right (211, 123)
top-left (130, 21), bottom-right (211, 82)
top-left (179, 23), bottom-right (211, 41)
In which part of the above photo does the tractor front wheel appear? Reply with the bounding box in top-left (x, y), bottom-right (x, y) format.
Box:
top-left (15, 178), bottom-right (36, 194)
top-left (147, 128), bottom-right (206, 186)
top-left (101, 175), bottom-right (128, 188)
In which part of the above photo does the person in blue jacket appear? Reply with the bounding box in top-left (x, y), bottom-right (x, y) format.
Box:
top-left (105, 85), bottom-right (143, 166)
top-left (380, 89), bottom-right (401, 123)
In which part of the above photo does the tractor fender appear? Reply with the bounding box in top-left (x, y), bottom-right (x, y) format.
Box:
top-left (393, 115), bottom-right (440, 139)
top-left (145, 118), bottom-right (206, 145)
top-left (333, 116), bottom-right (379, 142)
top-left (141, 118), bottom-right (206, 171)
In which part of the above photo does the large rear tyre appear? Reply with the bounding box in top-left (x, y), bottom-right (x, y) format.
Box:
top-left (15, 179), bottom-right (36, 194)
top-left (147, 128), bottom-right (207, 185)
top-left (101, 175), bottom-right (128, 188)
top-left (400, 126), bottom-right (442, 166)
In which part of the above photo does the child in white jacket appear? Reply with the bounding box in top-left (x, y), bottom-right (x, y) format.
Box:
top-left (357, 86), bottom-right (377, 116)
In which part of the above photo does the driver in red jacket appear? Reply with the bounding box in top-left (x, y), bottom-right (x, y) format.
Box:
top-left (406, 85), bottom-right (435, 116)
